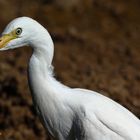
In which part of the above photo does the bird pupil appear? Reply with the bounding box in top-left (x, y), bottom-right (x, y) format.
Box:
top-left (16, 28), bottom-right (22, 35)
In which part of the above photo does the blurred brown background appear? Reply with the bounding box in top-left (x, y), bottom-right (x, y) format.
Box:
top-left (0, 0), bottom-right (140, 139)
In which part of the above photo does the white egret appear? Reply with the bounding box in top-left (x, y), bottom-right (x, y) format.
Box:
top-left (0, 17), bottom-right (140, 140)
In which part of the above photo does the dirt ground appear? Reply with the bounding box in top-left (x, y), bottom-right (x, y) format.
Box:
top-left (0, 0), bottom-right (140, 140)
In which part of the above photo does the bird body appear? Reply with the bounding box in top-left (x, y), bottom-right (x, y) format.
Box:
top-left (0, 17), bottom-right (140, 140)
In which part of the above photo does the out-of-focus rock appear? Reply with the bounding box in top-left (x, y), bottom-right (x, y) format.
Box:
top-left (51, 0), bottom-right (82, 9)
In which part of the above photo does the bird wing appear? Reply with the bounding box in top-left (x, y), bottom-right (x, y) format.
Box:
top-left (73, 88), bottom-right (140, 140)
top-left (91, 104), bottom-right (140, 139)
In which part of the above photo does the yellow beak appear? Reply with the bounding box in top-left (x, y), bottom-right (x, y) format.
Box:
top-left (0, 34), bottom-right (16, 49)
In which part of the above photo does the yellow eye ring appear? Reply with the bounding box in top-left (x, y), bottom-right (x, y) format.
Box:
top-left (15, 28), bottom-right (22, 35)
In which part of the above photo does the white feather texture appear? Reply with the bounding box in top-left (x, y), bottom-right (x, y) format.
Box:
top-left (0, 17), bottom-right (140, 140)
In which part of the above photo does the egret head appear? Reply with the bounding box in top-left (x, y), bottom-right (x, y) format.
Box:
top-left (0, 17), bottom-right (46, 51)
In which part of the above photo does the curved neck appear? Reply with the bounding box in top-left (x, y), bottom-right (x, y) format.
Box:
top-left (27, 29), bottom-right (72, 138)
top-left (28, 29), bottom-right (56, 94)
top-left (28, 28), bottom-right (67, 92)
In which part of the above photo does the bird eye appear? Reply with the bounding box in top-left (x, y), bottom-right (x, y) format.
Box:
top-left (15, 28), bottom-right (22, 35)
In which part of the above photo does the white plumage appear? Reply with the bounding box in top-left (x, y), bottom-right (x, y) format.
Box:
top-left (0, 17), bottom-right (140, 140)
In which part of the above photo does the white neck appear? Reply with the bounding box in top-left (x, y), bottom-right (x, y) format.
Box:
top-left (27, 29), bottom-right (72, 137)
top-left (28, 29), bottom-right (69, 93)
top-left (28, 29), bottom-right (60, 100)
